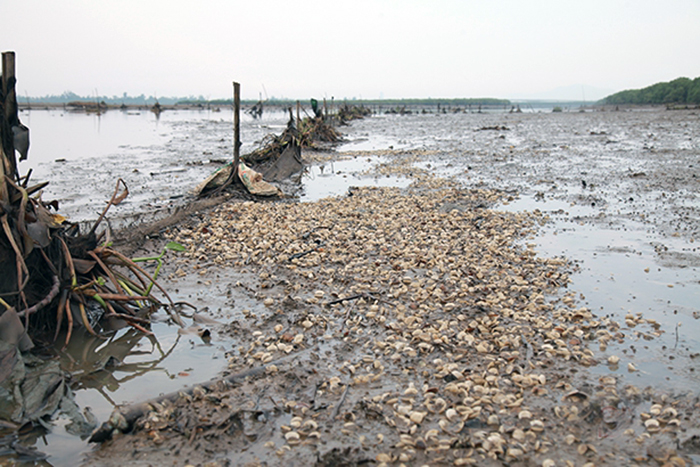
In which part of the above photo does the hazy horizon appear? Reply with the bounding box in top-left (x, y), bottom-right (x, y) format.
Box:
top-left (2, 1), bottom-right (699, 102)
top-left (21, 82), bottom-right (618, 103)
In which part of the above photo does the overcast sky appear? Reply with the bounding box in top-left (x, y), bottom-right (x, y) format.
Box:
top-left (2, 0), bottom-right (699, 101)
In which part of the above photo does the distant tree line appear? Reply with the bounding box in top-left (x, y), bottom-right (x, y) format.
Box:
top-left (27, 93), bottom-right (511, 107)
top-left (180, 97), bottom-right (511, 107)
top-left (357, 98), bottom-right (510, 106)
top-left (26, 91), bottom-right (202, 105)
top-left (602, 77), bottom-right (700, 105)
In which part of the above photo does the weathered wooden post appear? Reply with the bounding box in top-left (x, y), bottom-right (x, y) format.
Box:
top-left (1, 51), bottom-right (18, 200)
top-left (2, 52), bottom-right (17, 125)
top-left (233, 81), bottom-right (240, 172)
top-left (296, 100), bottom-right (300, 128)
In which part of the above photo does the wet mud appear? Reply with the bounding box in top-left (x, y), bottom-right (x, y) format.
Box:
top-left (4, 107), bottom-right (700, 466)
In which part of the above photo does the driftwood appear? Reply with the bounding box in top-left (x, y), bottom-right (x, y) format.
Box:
top-left (88, 365), bottom-right (267, 443)
top-left (330, 384), bottom-right (350, 420)
top-left (89, 346), bottom-right (312, 443)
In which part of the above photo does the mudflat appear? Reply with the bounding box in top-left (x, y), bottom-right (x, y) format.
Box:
top-left (82, 107), bottom-right (700, 466)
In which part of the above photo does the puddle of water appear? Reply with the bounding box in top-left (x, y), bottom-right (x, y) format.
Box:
top-left (8, 265), bottom-right (266, 466)
top-left (17, 108), bottom-right (290, 224)
top-left (300, 155), bottom-right (411, 201)
top-left (33, 317), bottom-right (224, 465)
top-left (500, 194), bottom-right (700, 391)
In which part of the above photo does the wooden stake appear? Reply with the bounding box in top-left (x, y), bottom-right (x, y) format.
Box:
top-left (296, 100), bottom-right (300, 128)
top-left (206, 81), bottom-right (241, 196)
top-left (1, 51), bottom-right (18, 201)
top-left (2, 52), bottom-right (16, 125)
top-left (233, 81), bottom-right (240, 171)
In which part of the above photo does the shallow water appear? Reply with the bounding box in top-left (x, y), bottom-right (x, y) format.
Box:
top-left (501, 195), bottom-right (700, 390)
top-left (19, 107), bottom-right (289, 225)
top-left (300, 155), bottom-right (411, 201)
top-left (6, 107), bottom-right (700, 465)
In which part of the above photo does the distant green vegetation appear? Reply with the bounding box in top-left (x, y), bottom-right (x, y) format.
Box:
top-left (27, 93), bottom-right (510, 108)
top-left (602, 77), bottom-right (700, 105)
top-left (180, 97), bottom-right (511, 107)
top-left (25, 91), bottom-right (189, 105)
top-left (354, 98), bottom-right (510, 106)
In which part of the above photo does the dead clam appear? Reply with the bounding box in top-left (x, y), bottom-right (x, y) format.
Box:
top-left (644, 418), bottom-right (661, 432)
top-left (284, 431), bottom-right (301, 445)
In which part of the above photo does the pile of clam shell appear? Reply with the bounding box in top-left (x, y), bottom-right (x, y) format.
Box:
top-left (161, 152), bottom-right (692, 466)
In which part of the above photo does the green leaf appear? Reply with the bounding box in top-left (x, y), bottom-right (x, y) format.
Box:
top-left (165, 241), bottom-right (186, 252)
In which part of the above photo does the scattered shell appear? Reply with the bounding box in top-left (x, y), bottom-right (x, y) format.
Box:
top-left (289, 416), bottom-right (302, 428)
top-left (376, 453), bottom-right (392, 463)
top-left (409, 411), bottom-right (427, 424)
top-left (668, 456), bottom-right (687, 467)
top-left (660, 407), bottom-right (677, 419)
top-left (512, 428), bottom-right (526, 442)
top-left (300, 420), bottom-right (318, 432)
top-left (445, 408), bottom-right (459, 422)
top-left (608, 355), bottom-right (620, 364)
top-left (530, 420), bottom-right (545, 432)
top-left (284, 431), bottom-right (300, 445)
top-left (644, 419), bottom-right (660, 432)
top-left (506, 448), bottom-right (523, 459)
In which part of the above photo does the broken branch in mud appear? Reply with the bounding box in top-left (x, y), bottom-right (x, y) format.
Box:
top-left (330, 384), bottom-right (350, 420)
top-left (300, 225), bottom-right (331, 240)
top-left (88, 348), bottom-right (312, 443)
top-left (88, 178), bottom-right (128, 236)
top-left (324, 292), bottom-right (387, 307)
top-left (325, 294), bottom-right (365, 306)
top-left (288, 242), bottom-right (325, 261)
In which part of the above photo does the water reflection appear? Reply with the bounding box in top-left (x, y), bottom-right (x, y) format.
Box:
top-left (499, 194), bottom-right (700, 391)
top-left (18, 108), bottom-right (290, 224)
top-left (0, 320), bottom-right (183, 464)
top-left (57, 327), bottom-right (178, 403)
